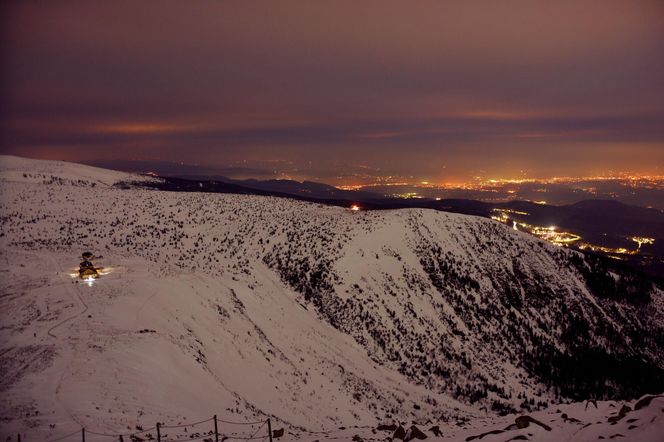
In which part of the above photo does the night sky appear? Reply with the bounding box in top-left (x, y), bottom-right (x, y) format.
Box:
top-left (2, 1), bottom-right (663, 184)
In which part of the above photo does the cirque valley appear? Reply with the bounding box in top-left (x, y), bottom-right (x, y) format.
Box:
top-left (1, 156), bottom-right (663, 442)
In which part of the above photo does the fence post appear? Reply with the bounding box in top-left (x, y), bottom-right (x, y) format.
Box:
top-left (267, 418), bottom-right (273, 442)
top-left (214, 415), bottom-right (219, 442)
top-left (156, 422), bottom-right (161, 442)
top-left (82, 428), bottom-right (86, 442)
top-left (17, 434), bottom-right (21, 442)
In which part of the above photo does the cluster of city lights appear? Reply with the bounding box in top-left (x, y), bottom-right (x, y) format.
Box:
top-left (490, 208), bottom-right (655, 258)
top-left (472, 174), bottom-right (664, 188)
top-left (632, 236), bottom-right (655, 249)
top-left (492, 209), bottom-right (582, 246)
top-left (391, 192), bottom-right (424, 199)
top-left (335, 173), bottom-right (664, 193)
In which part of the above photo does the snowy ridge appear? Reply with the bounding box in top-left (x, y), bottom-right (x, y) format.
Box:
top-left (0, 157), bottom-right (663, 441)
top-left (0, 155), bottom-right (160, 187)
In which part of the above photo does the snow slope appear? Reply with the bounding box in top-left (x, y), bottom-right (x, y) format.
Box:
top-left (0, 155), bottom-right (159, 187)
top-left (342, 394), bottom-right (664, 442)
top-left (1, 157), bottom-right (662, 441)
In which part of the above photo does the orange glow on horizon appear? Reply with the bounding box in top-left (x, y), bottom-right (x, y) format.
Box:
top-left (96, 123), bottom-right (186, 135)
top-left (333, 173), bottom-right (664, 191)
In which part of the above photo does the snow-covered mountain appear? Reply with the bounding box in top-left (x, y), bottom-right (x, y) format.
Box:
top-left (1, 156), bottom-right (663, 441)
top-left (0, 155), bottom-right (159, 188)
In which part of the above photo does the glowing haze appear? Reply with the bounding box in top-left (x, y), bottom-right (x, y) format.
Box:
top-left (1, 0), bottom-right (663, 185)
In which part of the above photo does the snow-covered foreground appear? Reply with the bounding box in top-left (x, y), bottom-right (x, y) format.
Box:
top-left (1, 156), bottom-right (663, 441)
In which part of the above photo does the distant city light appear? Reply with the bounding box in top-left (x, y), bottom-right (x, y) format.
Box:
top-left (334, 174), bottom-right (664, 198)
top-left (491, 208), bottom-right (652, 258)
top-left (631, 236), bottom-right (655, 249)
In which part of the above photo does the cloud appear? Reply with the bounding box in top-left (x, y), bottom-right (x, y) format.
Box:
top-left (1, 0), bottom-right (663, 180)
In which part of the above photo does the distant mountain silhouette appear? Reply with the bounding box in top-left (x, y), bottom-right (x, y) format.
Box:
top-left (175, 175), bottom-right (383, 200)
top-left (135, 176), bottom-right (664, 278)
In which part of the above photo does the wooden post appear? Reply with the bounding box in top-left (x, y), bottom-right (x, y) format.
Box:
top-left (156, 422), bottom-right (161, 442)
top-left (17, 434), bottom-right (21, 442)
top-left (267, 418), bottom-right (273, 442)
top-left (81, 428), bottom-right (86, 442)
top-left (214, 415), bottom-right (219, 442)
top-left (119, 435), bottom-right (124, 442)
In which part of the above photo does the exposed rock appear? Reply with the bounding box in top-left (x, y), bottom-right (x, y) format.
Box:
top-left (608, 405), bottom-right (631, 424)
top-left (392, 425), bottom-right (406, 441)
top-left (585, 399), bottom-right (598, 409)
top-left (514, 415), bottom-right (551, 431)
top-left (403, 425), bottom-right (427, 442)
top-left (561, 413), bottom-right (581, 423)
top-left (634, 395), bottom-right (662, 410)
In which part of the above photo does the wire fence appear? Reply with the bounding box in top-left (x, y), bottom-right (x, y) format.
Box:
top-left (11, 414), bottom-right (390, 442)
top-left (20, 415), bottom-right (276, 442)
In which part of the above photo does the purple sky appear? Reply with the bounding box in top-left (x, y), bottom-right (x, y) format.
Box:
top-left (2, 1), bottom-right (663, 184)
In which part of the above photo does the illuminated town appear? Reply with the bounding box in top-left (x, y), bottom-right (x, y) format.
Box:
top-left (337, 173), bottom-right (664, 192)
top-left (335, 173), bottom-right (664, 209)
top-left (490, 208), bottom-right (655, 260)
